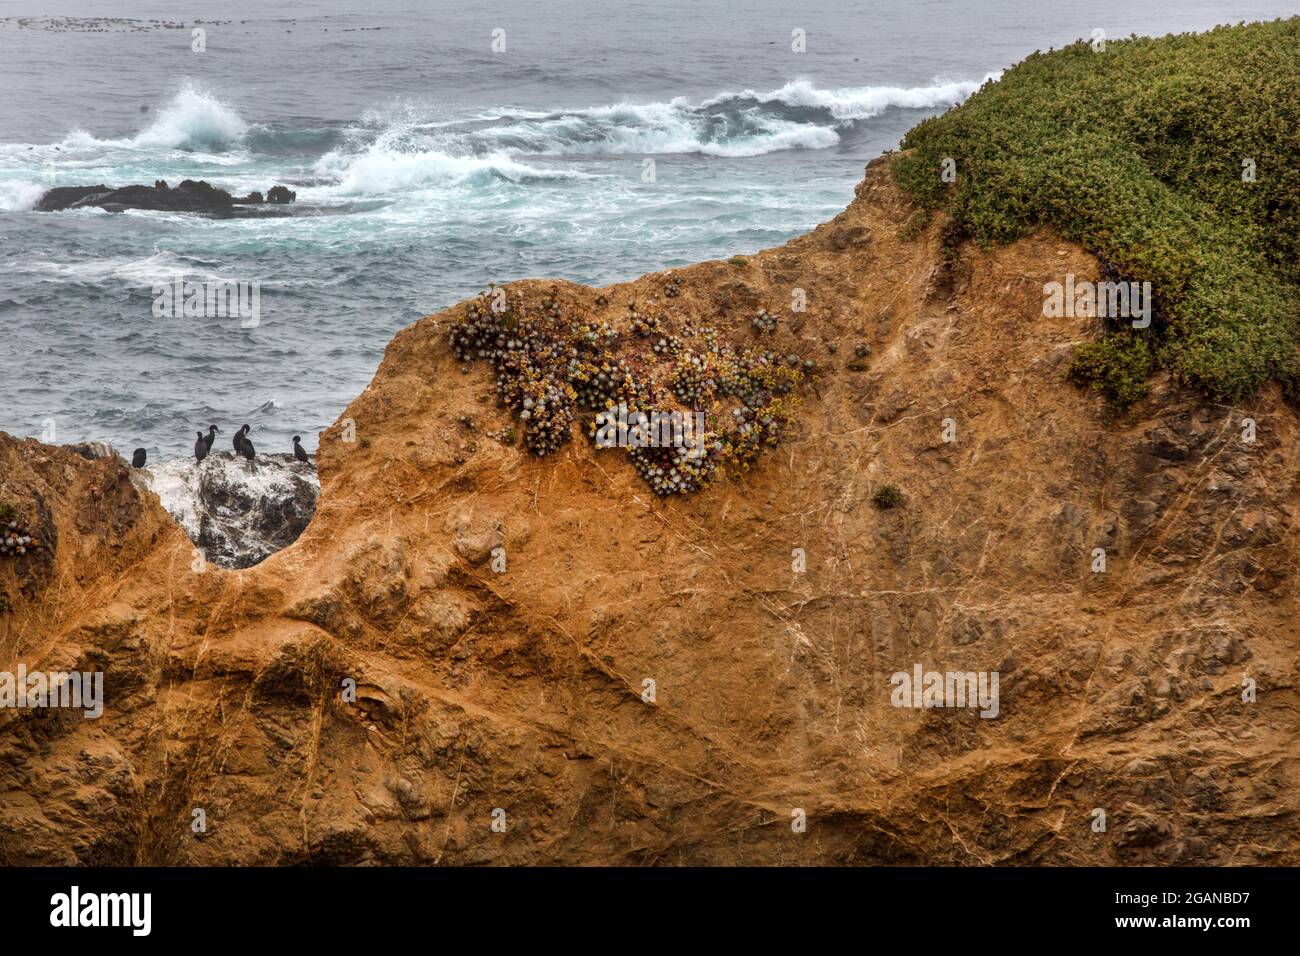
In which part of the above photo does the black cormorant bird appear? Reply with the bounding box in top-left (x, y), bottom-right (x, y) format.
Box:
top-left (232, 424), bottom-right (249, 454)
top-left (292, 435), bottom-right (310, 464)
top-left (238, 426), bottom-right (255, 461)
top-left (203, 424), bottom-right (218, 453)
top-left (131, 448), bottom-right (146, 468)
top-left (194, 431), bottom-right (208, 463)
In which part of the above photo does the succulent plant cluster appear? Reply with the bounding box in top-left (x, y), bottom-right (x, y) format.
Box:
top-left (628, 436), bottom-right (720, 496)
top-left (651, 334), bottom-right (681, 357)
top-left (752, 308), bottom-right (778, 334)
top-left (0, 504), bottom-right (38, 557)
top-left (451, 297), bottom-right (582, 456)
top-left (448, 287), bottom-right (810, 496)
top-left (726, 397), bottom-right (798, 467)
top-left (671, 351), bottom-right (714, 406)
top-left (629, 303), bottom-right (663, 338)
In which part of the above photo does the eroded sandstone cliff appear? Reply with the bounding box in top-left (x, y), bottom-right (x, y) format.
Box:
top-left (1, 157), bottom-right (1296, 865)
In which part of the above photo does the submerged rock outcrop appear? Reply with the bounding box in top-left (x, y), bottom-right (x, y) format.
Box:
top-left (0, 156), bottom-right (1297, 866)
top-left (36, 178), bottom-right (298, 217)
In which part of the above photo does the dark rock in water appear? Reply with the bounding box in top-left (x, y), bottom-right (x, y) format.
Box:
top-left (133, 452), bottom-right (318, 569)
top-left (36, 179), bottom-right (298, 218)
top-left (37, 184), bottom-right (113, 210)
top-left (131, 447), bottom-right (147, 468)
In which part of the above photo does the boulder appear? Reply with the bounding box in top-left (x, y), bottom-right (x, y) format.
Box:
top-left (36, 179), bottom-right (297, 217)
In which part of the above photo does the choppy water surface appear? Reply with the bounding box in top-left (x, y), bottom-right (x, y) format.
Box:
top-left (1, 0), bottom-right (1290, 458)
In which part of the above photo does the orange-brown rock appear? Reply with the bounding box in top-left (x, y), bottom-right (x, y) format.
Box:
top-left (1, 157), bottom-right (1296, 865)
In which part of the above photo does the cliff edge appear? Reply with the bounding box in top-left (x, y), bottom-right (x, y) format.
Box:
top-left (1, 156), bottom-right (1296, 865)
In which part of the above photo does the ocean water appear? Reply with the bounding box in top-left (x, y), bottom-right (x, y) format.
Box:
top-left (1, 0), bottom-right (1293, 461)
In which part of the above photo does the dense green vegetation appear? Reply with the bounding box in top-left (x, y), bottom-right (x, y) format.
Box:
top-left (1067, 331), bottom-right (1156, 408)
top-left (893, 19), bottom-right (1300, 406)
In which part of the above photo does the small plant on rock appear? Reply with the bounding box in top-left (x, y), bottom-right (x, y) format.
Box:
top-left (872, 484), bottom-right (904, 510)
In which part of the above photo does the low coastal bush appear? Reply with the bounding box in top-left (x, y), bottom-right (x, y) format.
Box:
top-left (872, 484), bottom-right (904, 509)
top-left (1069, 332), bottom-right (1155, 410)
top-left (894, 19), bottom-right (1300, 405)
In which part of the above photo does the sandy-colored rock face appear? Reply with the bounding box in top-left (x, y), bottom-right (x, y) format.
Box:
top-left (1, 158), bottom-right (1296, 865)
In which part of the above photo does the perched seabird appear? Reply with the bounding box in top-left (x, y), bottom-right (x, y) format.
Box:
top-left (239, 428), bottom-right (256, 461)
top-left (232, 424), bottom-right (249, 454)
top-left (131, 447), bottom-right (146, 468)
top-left (194, 431), bottom-right (208, 462)
top-left (203, 424), bottom-right (219, 452)
top-left (292, 435), bottom-right (310, 464)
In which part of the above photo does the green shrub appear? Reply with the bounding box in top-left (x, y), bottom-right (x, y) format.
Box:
top-left (1069, 333), bottom-right (1155, 409)
top-left (899, 208), bottom-right (931, 242)
top-left (872, 484), bottom-right (904, 509)
top-left (894, 19), bottom-right (1300, 403)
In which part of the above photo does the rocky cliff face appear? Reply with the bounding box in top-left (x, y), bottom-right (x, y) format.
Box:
top-left (1, 157), bottom-right (1296, 865)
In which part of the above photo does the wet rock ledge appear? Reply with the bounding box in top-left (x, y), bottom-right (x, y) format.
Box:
top-left (37, 178), bottom-right (298, 218)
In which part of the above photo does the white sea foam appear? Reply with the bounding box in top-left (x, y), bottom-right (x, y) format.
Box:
top-left (698, 75), bottom-right (1001, 120)
top-left (130, 83), bottom-right (248, 150)
top-left (296, 75), bottom-right (996, 195)
top-left (464, 75), bottom-right (996, 158)
top-left (14, 82), bottom-right (250, 159)
top-left (0, 76), bottom-right (994, 202)
top-left (18, 251), bottom-right (234, 286)
top-left (315, 146), bottom-right (559, 194)
top-left (312, 113), bottom-right (577, 195)
top-left (473, 103), bottom-right (839, 157)
top-left (0, 180), bottom-right (46, 211)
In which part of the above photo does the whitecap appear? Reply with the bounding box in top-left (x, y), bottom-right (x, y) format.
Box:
top-left (0, 180), bottom-right (47, 211)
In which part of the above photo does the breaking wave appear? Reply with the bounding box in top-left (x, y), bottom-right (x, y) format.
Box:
top-left (465, 76), bottom-right (997, 157)
top-left (0, 75), bottom-right (994, 201)
top-left (0, 180), bottom-right (45, 211)
top-left (313, 134), bottom-right (572, 196)
top-left (128, 83), bottom-right (248, 150)
top-left (303, 75), bottom-right (993, 193)
top-left (50, 82), bottom-right (250, 153)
